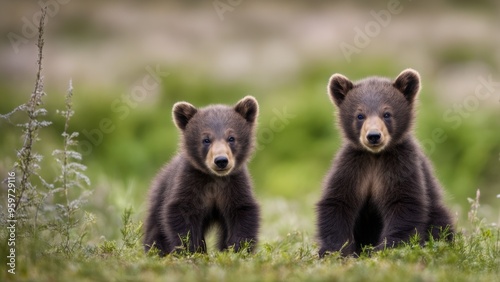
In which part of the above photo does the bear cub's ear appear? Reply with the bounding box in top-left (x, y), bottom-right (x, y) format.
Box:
top-left (172, 102), bottom-right (198, 130)
top-left (328, 73), bottom-right (354, 107)
top-left (234, 96), bottom-right (259, 123)
top-left (393, 68), bottom-right (421, 103)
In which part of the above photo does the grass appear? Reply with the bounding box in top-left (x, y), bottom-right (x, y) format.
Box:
top-left (2, 196), bottom-right (499, 282)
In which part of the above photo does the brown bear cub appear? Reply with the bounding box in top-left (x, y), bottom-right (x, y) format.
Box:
top-left (316, 69), bottom-right (454, 257)
top-left (144, 96), bottom-right (260, 256)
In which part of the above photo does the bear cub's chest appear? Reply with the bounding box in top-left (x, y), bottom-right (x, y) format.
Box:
top-left (358, 157), bottom-right (389, 201)
top-left (199, 180), bottom-right (230, 209)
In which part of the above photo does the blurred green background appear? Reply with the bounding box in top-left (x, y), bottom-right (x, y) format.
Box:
top-left (0, 0), bottom-right (499, 242)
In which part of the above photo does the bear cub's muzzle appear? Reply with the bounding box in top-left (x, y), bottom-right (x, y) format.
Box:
top-left (360, 116), bottom-right (390, 153)
top-left (206, 140), bottom-right (235, 175)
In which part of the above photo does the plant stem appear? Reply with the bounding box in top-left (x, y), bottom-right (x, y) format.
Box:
top-left (15, 6), bottom-right (47, 213)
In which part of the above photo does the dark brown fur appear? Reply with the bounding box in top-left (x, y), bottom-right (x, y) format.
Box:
top-left (316, 69), bottom-right (454, 257)
top-left (144, 96), bottom-right (260, 256)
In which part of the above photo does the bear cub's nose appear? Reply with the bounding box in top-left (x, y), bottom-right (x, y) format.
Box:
top-left (367, 131), bottom-right (381, 144)
top-left (214, 156), bottom-right (229, 169)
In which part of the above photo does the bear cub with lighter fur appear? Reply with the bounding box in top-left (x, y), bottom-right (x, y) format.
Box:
top-left (316, 69), bottom-right (454, 257)
top-left (144, 96), bottom-right (260, 256)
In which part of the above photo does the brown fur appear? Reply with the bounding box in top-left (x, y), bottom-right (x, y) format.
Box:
top-left (144, 96), bottom-right (260, 256)
top-left (316, 69), bottom-right (454, 257)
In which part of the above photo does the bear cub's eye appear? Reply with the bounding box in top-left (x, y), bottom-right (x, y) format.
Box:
top-left (383, 112), bottom-right (392, 119)
top-left (357, 114), bottom-right (365, 121)
top-left (227, 136), bottom-right (235, 143)
top-left (202, 138), bottom-right (211, 145)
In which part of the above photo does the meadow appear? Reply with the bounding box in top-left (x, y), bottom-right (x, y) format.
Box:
top-left (1, 1), bottom-right (500, 281)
